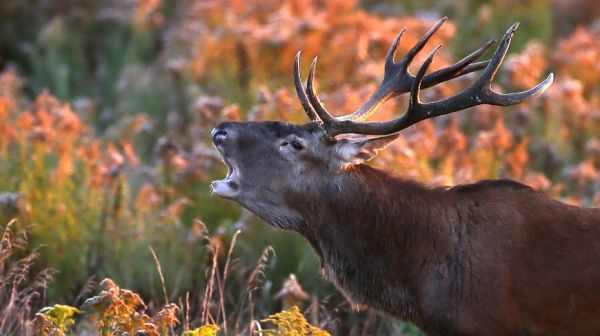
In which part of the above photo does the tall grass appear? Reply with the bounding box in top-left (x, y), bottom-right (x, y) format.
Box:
top-left (0, 220), bottom-right (56, 335)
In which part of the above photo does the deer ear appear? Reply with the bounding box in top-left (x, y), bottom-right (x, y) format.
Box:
top-left (334, 134), bottom-right (399, 164)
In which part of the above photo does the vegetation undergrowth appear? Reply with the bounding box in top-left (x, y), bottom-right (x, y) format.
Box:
top-left (0, 0), bottom-right (599, 334)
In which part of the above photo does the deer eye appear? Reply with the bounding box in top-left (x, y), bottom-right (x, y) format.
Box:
top-left (291, 140), bottom-right (304, 151)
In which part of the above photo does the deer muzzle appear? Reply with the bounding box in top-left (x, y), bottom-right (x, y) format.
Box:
top-left (211, 125), bottom-right (241, 199)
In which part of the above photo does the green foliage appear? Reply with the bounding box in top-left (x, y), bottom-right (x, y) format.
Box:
top-left (182, 324), bottom-right (220, 336)
top-left (0, 0), bottom-right (599, 334)
top-left (456, 0), bottom-right (551, 56)
top-left (34, 278), bottom-right (206, 336)
top-left (259, 306), bottom-right (331, 336)
top-left (38, 304), bottom-right (82, 333)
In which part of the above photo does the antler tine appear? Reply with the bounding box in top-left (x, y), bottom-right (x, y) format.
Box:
top-left (422, 39), bottom-right (495, 88)
top-left (384, 28), bottom-right (406, 68)
top-left (335, 18), bottom-right (446, 122)
top-left (472, 22), bottom-right (554, 105)
top-left (323, 22), bottom-right (554, 136)
top-left (306, 57), bottom-right (335, 124)
top-left (398, 17), bottom-right (447, 70)
top-left (488, 72), bottom-right (554, 105)
top-left (332, 46), bottom-right (442, 136)
top-left (476, 23), bottom-right (519, 88)
top-left (337, 18), bottom-right (495, 122)
top-left (294, 51), bottom-right (320, 122)
top-left (408, 45), bottom-right (443, 116)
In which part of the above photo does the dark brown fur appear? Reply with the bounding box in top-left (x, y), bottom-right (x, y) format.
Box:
top-left (302, 165), bottom-right (600, 335)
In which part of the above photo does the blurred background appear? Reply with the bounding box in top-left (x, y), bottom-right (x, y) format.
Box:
top-left (0, 0), bottom-right (599, 334)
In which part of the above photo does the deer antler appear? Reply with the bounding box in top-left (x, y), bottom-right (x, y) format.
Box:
top-left (294, 19), bottom-right (554, 137)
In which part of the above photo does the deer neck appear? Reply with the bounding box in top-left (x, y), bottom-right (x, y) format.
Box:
top-left (291, 164), bottom-right (452, 315)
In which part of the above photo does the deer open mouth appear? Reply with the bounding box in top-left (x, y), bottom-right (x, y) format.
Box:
top-left (211, 150), bottom-right (240, 199)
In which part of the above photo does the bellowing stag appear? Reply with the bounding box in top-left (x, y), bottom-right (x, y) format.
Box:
top-left (211, 18), bottom-right (600, 335)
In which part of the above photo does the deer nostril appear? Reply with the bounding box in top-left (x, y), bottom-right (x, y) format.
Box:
top-left (211, 128), bottom-right (228, 144)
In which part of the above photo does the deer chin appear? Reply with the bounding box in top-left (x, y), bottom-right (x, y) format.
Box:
top-left (211, 154), bottom-right (241, 199)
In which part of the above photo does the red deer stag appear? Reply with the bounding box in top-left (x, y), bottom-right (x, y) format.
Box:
top-left (211, 18), bottom-right (600, 335)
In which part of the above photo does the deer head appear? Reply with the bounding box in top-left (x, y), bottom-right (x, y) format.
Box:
top-left (210, 18), bottom-right (553, 230)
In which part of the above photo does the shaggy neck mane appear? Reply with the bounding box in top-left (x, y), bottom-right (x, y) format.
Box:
top-left (299, 163), bottom-right (450, 255)
top-left (294, 164), bottom-right (455, 321)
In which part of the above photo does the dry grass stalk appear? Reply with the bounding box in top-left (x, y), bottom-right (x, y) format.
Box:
top-left (247, 246), bottom-right (275, 334)
top-left (201, 239), bottom-right (220, 325)
top-left (149, 245), bottom-right (170, 305)
top-left (0, 220), bottom-right (55, 335)
top-left (218, 229), bottom-right (241, 335)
